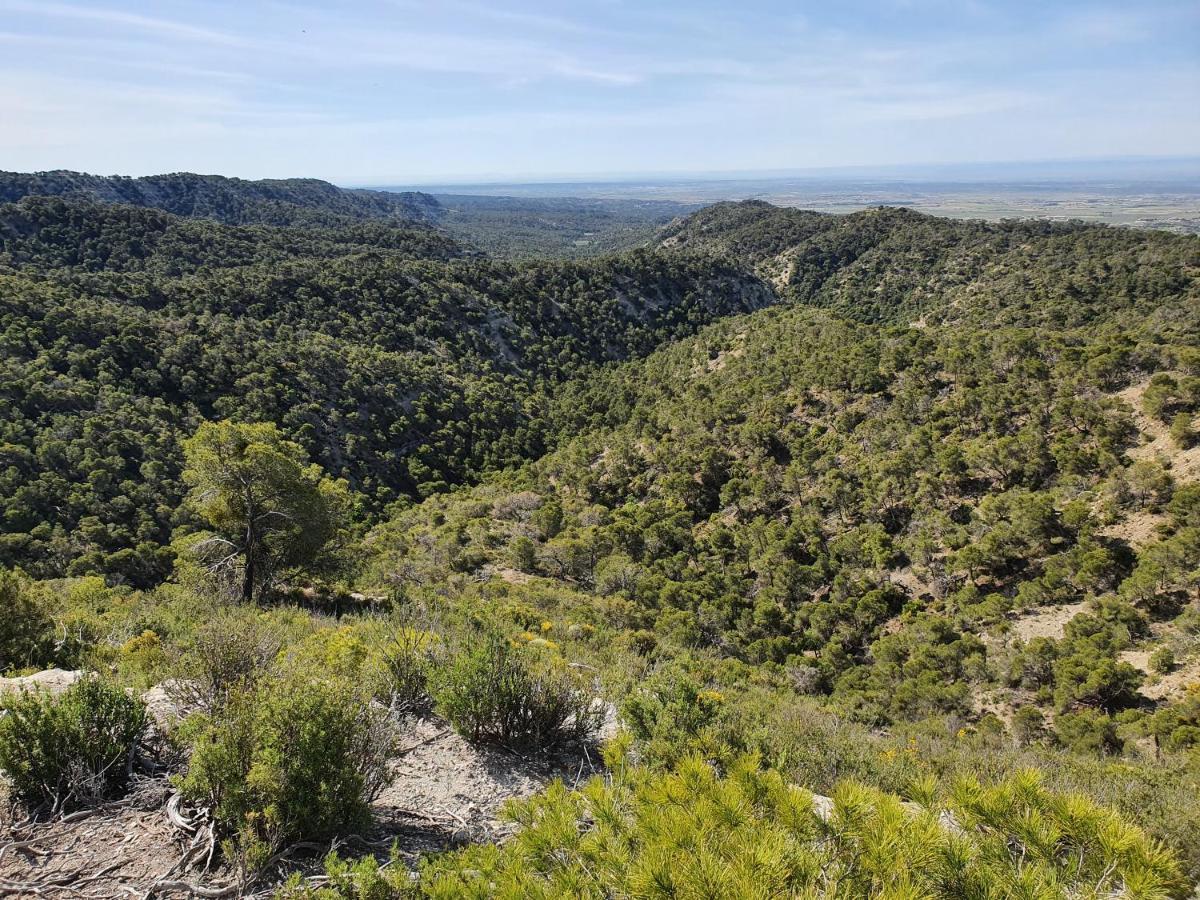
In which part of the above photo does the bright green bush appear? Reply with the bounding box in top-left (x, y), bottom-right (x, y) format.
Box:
top-left (0, 677), bottom-right (146, 809)
top-left (430, 630), bottom-right (599, 750)
top-left (275, 849), bottom-right (410, 899)
top-left (620, 663), bottom-right (730, 766)
top-left (1150, 646), bottom-right (1176, 675)
top-left (175, 673), bottom-right (393, 872)
top-left (415, 756), bottom-right (1188, 899)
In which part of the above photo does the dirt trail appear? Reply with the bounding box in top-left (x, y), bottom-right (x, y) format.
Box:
top-left (374, 715), bottom-right (605, 844)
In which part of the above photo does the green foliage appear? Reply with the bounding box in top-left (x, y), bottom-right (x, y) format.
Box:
top-left (0, 170), bottom-right (441, 228)
top-left (175, 672), bottom-right (393, 872)
top-left (620, 663), bottom-right (731, 766)
top-left (1143, 373), bottom-right (1200, 424)
top-left (0, 198), bottom-right (771, 582)
top-left (1054, 709), bottom-right (1122, 756)
top-left (1052, 647), bottom-right (1143, 713)
top-left (659, 201), bottom-right (1200, 329)
top-left (182, 420), bottom-right (351, 602)
top-left (1011, 705), bottom-right (1047, 747)
top-left (1169, 412), bottom-right (1197, 449)
top-left (429, 193), bottom-right (697, 260)
top-left (275, 848), bottom-right (411, 899)
top-left (415, 756), bottom-right (1188, 899)
top-left (375, 621), bottom-right (439, 713)
top-left (1147, 685), bottom-right (1200, 752)
top-left (5, 190), bottom-right (1200, 889)
top-left (1150, 646), bottom-right (1177, 674)
top-left (0, 677), bottom-right (146, 810)
top-left (174, 608), bottom-right (289, 710)
top-left (430, 629), bottom-right (599, 750)
top-left (0, 568), bottom-right (56, 673)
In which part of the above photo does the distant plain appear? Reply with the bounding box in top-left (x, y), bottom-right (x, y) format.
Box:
top-left (388, 160), bottom-right (1200, 234)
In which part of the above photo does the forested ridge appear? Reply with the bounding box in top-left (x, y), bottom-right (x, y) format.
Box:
top-left (661, 200), bottom-right (1199, 326)
top-left (3, 185), bottom-right (1200, 897)
top-left (0, 169), bottom-right (441, 227)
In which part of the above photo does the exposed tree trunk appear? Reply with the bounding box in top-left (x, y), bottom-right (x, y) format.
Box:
top-left (241, 519), bottom-right (256, 603)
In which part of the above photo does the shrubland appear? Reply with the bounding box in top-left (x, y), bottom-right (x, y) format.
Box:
top-left (1, 192), bottom-right (1198, 893)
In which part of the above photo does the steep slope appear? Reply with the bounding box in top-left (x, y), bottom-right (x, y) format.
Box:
top-left (0, 169), bottom-right (440, 227)
top-left (0, 199), bottom-right (774, 584)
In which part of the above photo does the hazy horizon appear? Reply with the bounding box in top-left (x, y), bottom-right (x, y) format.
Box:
top-left (359, 155), bottom-right (1200, 191)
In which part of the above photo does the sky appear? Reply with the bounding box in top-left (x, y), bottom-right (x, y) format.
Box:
top-left (1, 0), bottom-right (1198, 183)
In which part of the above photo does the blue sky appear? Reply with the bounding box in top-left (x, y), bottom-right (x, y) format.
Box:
top-left (1, 0), bottom-right (1197, 182)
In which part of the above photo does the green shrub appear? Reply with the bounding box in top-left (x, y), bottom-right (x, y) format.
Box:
top-left (174, 609), bottom-right (286, 710)
top-left (1054, 709), bottom-right (1122, 756)
top-left (430, 630), bottom-right (599, 750)
top-left (275, 849), bottom-right (410, 899)
top-left (117, 630), bottom-right (172, 690)
top-left (1170, 413), bottom-right (1197, 449)
top-left (1011, 705), bottom-right (1047, 747)
top-left (620, 663), bottom-right (730, 767)
top-left (1053, 650), bottom-right (1143, 713)
top-left (0, 569), bottom-right (56, 674)
top-left (377, 623), bottom-right (439, 713)
top-left (415, 756), bottom-right (1189, 899)
top-left (176, 674), bottom-right (393, 872)
top-left (1150, 646), bottom-right (1176, 675)
top-left (0, 677), bottom-right (146, 810)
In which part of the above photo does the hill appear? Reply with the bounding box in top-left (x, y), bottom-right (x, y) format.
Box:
top-left (0, 196), bottom-right (773, 584)
top-left (0, 169), bottom-right (441, 227)
top-left (358, 205), bottom-right (1200, 879)
top-left (659, 201), bottom-right (1199, 326)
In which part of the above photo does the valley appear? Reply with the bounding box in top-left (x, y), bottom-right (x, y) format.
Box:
top-left (1, 171), bottom-right (1199, 898)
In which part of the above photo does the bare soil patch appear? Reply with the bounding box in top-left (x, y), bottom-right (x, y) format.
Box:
top-left (1007, 601), bottom-right (1089, 643)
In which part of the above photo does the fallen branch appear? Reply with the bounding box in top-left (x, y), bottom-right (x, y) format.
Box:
top-left (145, 880), bottom-right (240, 899)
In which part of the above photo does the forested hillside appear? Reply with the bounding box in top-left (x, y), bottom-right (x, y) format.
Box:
top-left (3, 190), bottom-right (1200, 897)
top-left (0, 169), bottom-right (440, 227)
top-left (357, 210), bottom-right (1200, 883)
top-left (0, 197), bottom-right (772, 584)
top-left (661, 201), bottom-right (1199, 326)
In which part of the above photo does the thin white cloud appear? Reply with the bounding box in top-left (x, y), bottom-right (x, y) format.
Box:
top-left (0, 0), bottom-right (251, 47)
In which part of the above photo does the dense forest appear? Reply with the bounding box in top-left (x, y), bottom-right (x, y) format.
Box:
top-left (2, 179), bottom-right (1200, 898)
top-left (0, 196), bottom-right (772, 584)
top-left (428, 194), bottom-right (698, 259)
